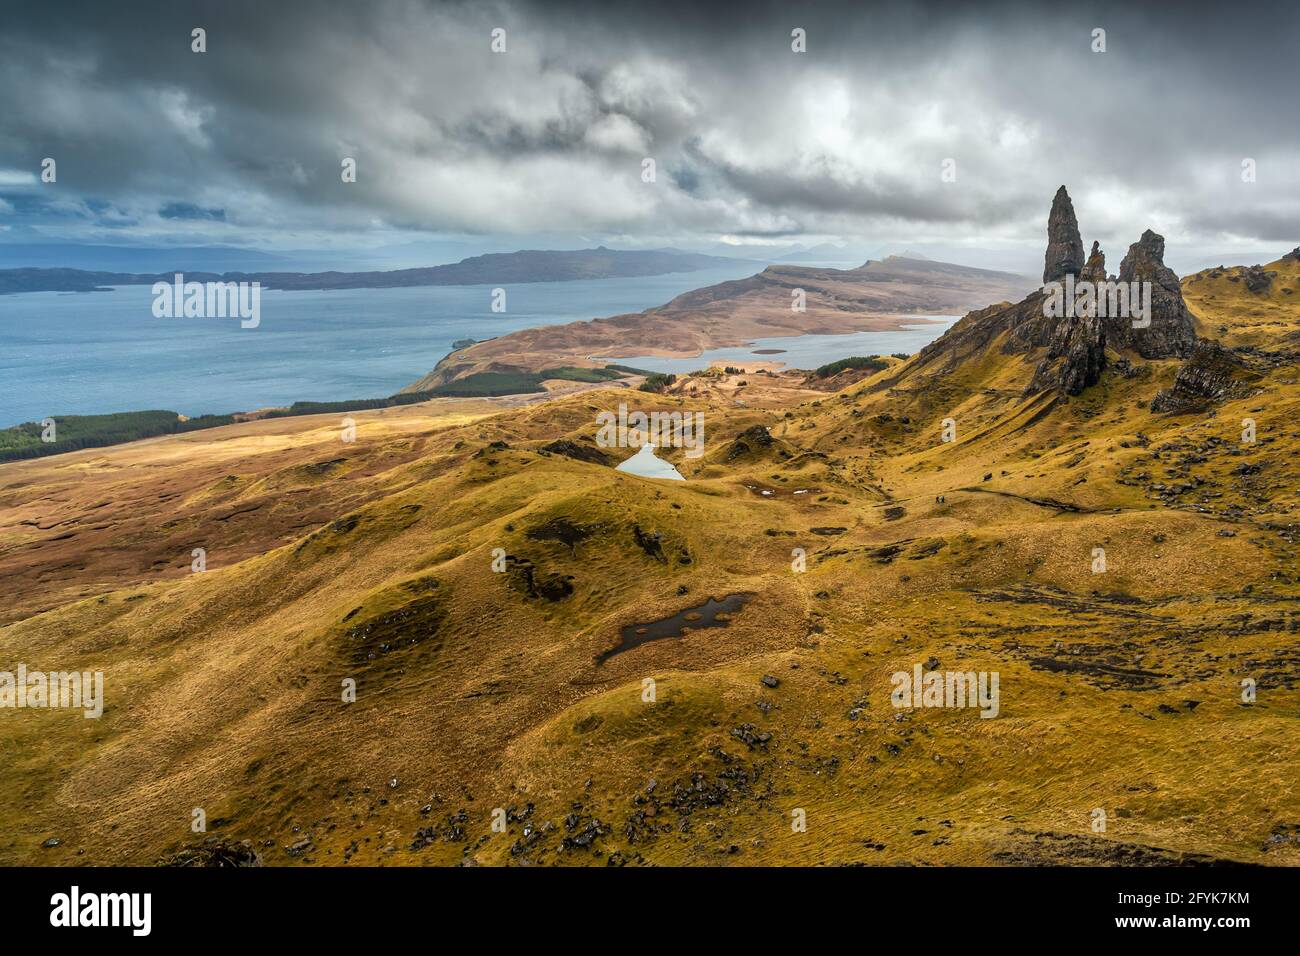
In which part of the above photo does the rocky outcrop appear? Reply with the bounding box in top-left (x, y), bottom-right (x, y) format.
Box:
top-left (1081, 241), bottom-right (1106, 282)
top-left (163, 838), bottom-right (264, 867)
top-left (726, 425), bottom-right (775, 461)
top-left (540, 438), bottom-right (611, 465)
top-left (1027, 238), bottom-right (1112, 393)
top-left (881, 188), bottom-right (1207, 401)
top-left (1151, 341), bottom-right (1259, 413)
top-left (1243, 265), bottom-right (1274, 293)
top-left (1028, 307), bottom-right (1105, 395)
top-left (1043, 186), bottom-right (1085, 284)
top-left (1111, 230), bottom-right (1198, 359)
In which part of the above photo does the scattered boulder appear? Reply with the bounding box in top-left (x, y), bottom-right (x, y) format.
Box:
top-left (632, 524), bottom-right (665, 561)
top-left (731, 723), bottom-right (772, 748)
top-left (908, 539), bottom-right (945, 559)
top-left (561, 816), bottom-right (609, 851)
top-left (1243, 265), bottom-right (1274, 294)
top-left (164, 838), bottom-right (264, 867)
top-left (410, 809), bottom-right (470, 849)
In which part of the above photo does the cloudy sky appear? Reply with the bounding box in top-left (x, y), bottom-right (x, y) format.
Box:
top-left (1, 0), bottom-right (1296, 272)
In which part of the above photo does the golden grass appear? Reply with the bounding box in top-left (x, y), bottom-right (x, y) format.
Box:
top-left (2, 291), bottom-right (1298, 867)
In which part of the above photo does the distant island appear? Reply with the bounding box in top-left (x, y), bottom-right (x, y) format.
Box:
top-left (0, 246), bottom-right (753, 295)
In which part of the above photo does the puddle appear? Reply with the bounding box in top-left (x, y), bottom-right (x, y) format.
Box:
top-left (597, 592), bottom-right (754, 664)
top-left (743, 482), bottom-right (823, 498)
top-left (615, 444), bottom-right (685, 481)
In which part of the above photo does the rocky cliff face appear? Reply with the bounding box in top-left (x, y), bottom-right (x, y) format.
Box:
top-left (1151, 341), bottom-right (1259, 413)
top-left (1015, 191), bottom-right (1201, 394)
top-left (1111, 230), bottom-right (1198, 359)
top-left (1081, 241), bottom-right (1106, 282)
top-left (906, 187), bottom-right (1205, 399)
top-left (1027, 306), bottom-right (1105, 395)
top-left (1042, 185), bottom-right (1085, 284)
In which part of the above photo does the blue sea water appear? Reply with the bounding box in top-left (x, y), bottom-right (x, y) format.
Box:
top-left (0, 267), bottom-right (958, 428)
top-left (601, 319), bottom-right (959, 375)
top-left (0, 265), bottom-right (769, 428)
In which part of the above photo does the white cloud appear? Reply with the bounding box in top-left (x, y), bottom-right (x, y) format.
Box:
top-left (159, 89), bottom-right (213, 150)
top-left (0, 169), bottom-right (38, 187)
top-left (583, 113), bottom-right (650, 154)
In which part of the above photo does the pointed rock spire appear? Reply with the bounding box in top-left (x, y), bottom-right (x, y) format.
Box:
top-left (1080, 240), bottom-right (1106, 282)
top-left (1043, 186), bottom-right (1085, 285)
top-left (1117, 229), bottom-right (1167, 278)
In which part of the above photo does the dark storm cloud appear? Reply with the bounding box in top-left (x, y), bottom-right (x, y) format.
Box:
top-left (0, 0), bottom-right (1295, 256)
top-left (688, 140), bottom-right (1032, 226)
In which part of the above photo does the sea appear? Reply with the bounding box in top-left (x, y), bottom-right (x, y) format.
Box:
top-left (601, 320), bottom-right (959, 376)
top-left (0, 264), bottom-right (954, 428)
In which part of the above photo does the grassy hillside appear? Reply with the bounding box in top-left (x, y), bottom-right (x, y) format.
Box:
top-left (1, 274), bottom-right (1298, 868)
top-left (1183, 253), bottom-right (1300, 347)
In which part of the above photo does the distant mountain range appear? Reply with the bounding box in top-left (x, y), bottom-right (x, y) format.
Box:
top-left (777, 243), bottom-right (863, 263)
top-left (0, 247), bottom-right (752, 294)
top-left (707, 241), bottom-right (938, 265)
top-left (0, 243), bottom-right (292, 273)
